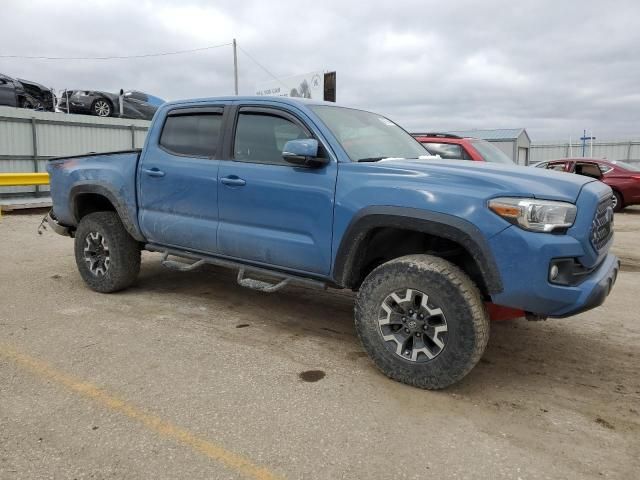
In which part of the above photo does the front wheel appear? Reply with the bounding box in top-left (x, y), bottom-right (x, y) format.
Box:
top-left (612, 191), bottom-right (624, 212)
top-left (92, 98), bottom-right (112, 117)
top-left (21, 98), bottom-right (41, 110)
top-left (355, 254), bottom-right (489, 389)
top-left (74, 212), bottom-right (140, 293)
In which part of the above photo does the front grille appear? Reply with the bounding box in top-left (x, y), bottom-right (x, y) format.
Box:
top-left (591, 196), bottom-right (614, 251)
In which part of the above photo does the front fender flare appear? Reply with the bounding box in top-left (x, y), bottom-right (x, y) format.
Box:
top-left (332, 206), bottom-right (503, 294)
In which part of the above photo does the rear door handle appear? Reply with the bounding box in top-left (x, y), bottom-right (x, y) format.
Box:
top-left (220, 176), bottom-right (246, 186)
top-left (142, 168), bottom-right (165, 177)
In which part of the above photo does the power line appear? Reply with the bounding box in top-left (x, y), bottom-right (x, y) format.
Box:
top-left (237, 46), bottom-right (288, 88)
top-left (0, 42), bottom-right (232, 60)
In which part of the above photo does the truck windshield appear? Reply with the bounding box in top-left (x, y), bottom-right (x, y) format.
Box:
top-left (470, 139), bottom-right (515, 164)
top-left (310, 105), bottom-right (430, 162)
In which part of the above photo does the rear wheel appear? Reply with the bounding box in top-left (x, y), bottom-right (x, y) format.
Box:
top-left (74, 212), bottom-right (140, 293)
top-left (355, 254), bottom-right (489, 389)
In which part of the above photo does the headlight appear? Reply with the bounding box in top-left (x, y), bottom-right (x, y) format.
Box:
top-left (488, 197), bottom-right (577, 232)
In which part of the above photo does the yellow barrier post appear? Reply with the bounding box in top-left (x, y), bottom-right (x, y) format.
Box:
top-left (0, 172), bottom-right (50, 187)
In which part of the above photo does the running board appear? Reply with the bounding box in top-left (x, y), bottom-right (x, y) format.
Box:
top-left (148, 244), bottom-right (327, 292)
top-left (237, 268), bottom-right (290, 292)
top-left (160, 252), bottom-right (206, 272)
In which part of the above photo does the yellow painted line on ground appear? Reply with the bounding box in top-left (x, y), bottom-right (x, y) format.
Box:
top-left (0, 344), bottom-right (283, 480)
top-left (0, 172), bottom-right (50, 186)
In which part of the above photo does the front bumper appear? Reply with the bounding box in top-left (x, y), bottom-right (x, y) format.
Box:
top-left (553, 253), bottom-right (619, 317)
top-left (488, 224), bottom-right (619, 318)
top-left (57, 99), bottom-right (91, 114)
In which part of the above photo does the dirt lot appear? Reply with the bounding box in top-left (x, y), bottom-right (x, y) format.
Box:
top-left (1, 209), bottom-right (639, 479)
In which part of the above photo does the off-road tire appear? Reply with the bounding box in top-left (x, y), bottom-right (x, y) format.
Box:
top-left (355, 254), bottom-right (489, 389)
top-left (612, 190), bottom-right (624, 212)
top-left (74, 211), bottom-right (140, 293)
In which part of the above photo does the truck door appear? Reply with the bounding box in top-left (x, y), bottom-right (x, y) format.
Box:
top-left (137, 106), bottom-right (225, 253)
top-left (217, 106), bottom-right (337, 275)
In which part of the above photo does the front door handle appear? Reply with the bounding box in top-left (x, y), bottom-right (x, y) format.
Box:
top-left (142, 168), bottom-right (165, 177)
top-left (220, 176), bottom-right (246, 186)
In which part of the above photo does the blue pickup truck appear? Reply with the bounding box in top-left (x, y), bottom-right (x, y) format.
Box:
top-left (46, 96), bottom-right (619, 389)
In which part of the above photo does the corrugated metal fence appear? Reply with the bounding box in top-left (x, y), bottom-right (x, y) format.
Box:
top-left (3, 105), bottom-right (639, 198)
top-left (530, 140), bottom-right (640, 166)
top-left (0, 106), bottom-right (149, 196)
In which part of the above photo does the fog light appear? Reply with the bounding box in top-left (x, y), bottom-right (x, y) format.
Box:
top-left (549, 264), bottom-right (559, 281)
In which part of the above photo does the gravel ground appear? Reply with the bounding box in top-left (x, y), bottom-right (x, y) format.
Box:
top-left (0, 209), bottom-right (639, 479)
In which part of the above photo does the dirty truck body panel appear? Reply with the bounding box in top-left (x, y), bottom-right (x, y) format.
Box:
top-left (47, 96), bottom-right (618, 321)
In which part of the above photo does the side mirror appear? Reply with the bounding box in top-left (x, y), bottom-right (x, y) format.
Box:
top-left (282, 139), bottom-right (328, 168)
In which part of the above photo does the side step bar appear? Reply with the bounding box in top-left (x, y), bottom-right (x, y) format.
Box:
top-left (237, 268), bottom-right (290, 292)
top-left (147, 244), bottom-right (326, 293)
top-left (160, 252), bottom-right (206, 272)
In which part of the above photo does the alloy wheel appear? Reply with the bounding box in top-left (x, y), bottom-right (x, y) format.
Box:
top-left (378, 288), bottom-right (448, 362)
top-left (94, 100), bottom-right (111, 117)
top-left (83, 232), bottom-right (110, 276)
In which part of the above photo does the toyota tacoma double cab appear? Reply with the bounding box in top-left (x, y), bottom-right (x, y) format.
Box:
top-left (45, 96), bottom-right (619, 389)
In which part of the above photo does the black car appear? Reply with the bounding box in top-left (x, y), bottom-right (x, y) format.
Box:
top-left (0, 73), bottom-right (55, 111)
top-left (58, 89), bottom-right (164, 120)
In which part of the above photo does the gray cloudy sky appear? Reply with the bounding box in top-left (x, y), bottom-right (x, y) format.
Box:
top-left (1, 0), bottom-right (639, 140)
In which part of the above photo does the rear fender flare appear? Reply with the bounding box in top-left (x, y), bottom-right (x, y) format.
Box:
top-left (69, 182), bottom-right (144, 241)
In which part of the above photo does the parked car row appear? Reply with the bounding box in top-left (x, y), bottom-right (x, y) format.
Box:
top-left (411, 132), bottom-right (638, 212)
top-left (0, 72), bottom-right (164, 120)
top-left (58, 89), bottom-right (165, 120)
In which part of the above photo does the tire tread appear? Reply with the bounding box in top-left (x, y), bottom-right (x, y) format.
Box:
top-left (355, 254), bottom-right (489, 389)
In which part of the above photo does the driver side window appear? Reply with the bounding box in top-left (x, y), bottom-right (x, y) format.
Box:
top-left (234, 111), bottom-right (311, 166)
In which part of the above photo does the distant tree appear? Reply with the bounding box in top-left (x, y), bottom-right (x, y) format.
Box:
top-left (298, 79), bottom-right (312, 98)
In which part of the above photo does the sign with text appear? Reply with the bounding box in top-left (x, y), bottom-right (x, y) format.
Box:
top-left (256, 71), bottom-right (335, 101)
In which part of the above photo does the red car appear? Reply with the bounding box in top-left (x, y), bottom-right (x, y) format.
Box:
top-left (535, 158), bottom-right (640, 211)
top-left (412, 133), bottom-right (515, 164)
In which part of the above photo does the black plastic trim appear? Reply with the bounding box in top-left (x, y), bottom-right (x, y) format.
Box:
top-left (332, 206), bottom-right (503, 293)
top-left (551, 257), bottom-right (619, 318)
top-left (47, 149), bottom-right (142, 163)
top-left (549, 257), bottom-right (596, 286)
top-left (69, 182), bottom-right (145, 242)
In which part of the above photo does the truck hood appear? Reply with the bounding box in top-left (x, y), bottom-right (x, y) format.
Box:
top-left (376, 158), bottom-right (595, 203)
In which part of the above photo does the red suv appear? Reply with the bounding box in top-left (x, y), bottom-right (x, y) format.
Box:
top-left (535, 158), bottom-right (640, 211)
top-left (412, 133), bottom-right (515, 164)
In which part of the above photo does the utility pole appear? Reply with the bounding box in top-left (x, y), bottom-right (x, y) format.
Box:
top-left (580, 129), bottom-right (596, 157)
top-left (233, 38), bottom-right (238, 95)
top-left (569, 136), bottom-right (573, 157)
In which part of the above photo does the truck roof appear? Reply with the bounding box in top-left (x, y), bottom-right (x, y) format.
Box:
top-left (163, 96), bottom-right (339, 108)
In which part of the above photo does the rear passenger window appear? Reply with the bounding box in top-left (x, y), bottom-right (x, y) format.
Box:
top-left (234, 112), bottom-right (310, 165)
top-left (160, 112), bottom-right (222, 157)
